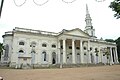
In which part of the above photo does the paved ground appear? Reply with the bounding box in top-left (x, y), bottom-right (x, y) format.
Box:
top-left (0, 65), bottom-right (120, 80)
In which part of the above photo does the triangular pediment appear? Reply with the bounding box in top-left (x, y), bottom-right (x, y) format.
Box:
top-left (62, 28), bottom-right (90, 38)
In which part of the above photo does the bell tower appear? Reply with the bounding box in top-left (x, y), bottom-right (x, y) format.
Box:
top-left (84, 4), bottom-right (95, 37)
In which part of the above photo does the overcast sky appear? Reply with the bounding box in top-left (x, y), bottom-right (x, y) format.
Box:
top-left (0, 0), bottom-right (120, 42)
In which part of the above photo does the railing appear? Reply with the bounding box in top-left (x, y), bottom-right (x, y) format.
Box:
top-left (5, 31), bottom-right (13, 35)
top-left (90, 39), bottom-right (116, 45)
top-left (14, 27), bottom-right (59, 36)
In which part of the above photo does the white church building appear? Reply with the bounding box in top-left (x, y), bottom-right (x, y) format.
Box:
top-left (1, 5), bottom-right (119, 68)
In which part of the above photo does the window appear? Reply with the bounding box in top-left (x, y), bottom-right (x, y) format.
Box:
top-left (31, 50), bottom-right (36, 53)
top-left (61, 46), bottom-right (63, 49)
top-left (19, 41), bottom-right (24, 45)
top-left (95, 48), bottom-right (98, 51)
top-left (4, 44), bottom-right (9, 61)
top-left (84, 47), bottom-right (87, 50)
top-left (30, 42), bottom-right (36, 47)
top-left (69, 53), bottom-right (72, 55)
top-left (84, 53), bottom-right (86, 55)
top-left (77, 53), bottom-right (80, 55)
top-left (69, 46), bottom-right (72, 49)
top-left (42, 43), bottom-right (47, 47)
top-left (90, 47), bottom-right (92, 51)
top-left (19, 50), bottom-right (24, 53)
top-left (76, 47), bottom-right (80, 49)
top-left (42, 51), bottom-right (47, 61)
top-left (52, 44), bottom-right (56, 48)
top-left (95, 48), bottom-right (99, 53)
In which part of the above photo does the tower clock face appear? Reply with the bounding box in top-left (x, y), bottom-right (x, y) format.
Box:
top-left (95, 0), bottom-right (105, 2)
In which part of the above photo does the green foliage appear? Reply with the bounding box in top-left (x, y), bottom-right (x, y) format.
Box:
top-left (0, 43), bottom-right (3, 59)
top-left (109, 0), bottom-right (120, 19)
top-left (105, 39), bottom-right (115, 42)
top-left (115, 37), bottom-right (120, 62)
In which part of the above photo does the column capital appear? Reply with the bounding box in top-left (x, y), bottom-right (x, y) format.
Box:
top-left (62, 38), bottom-right (66, 40)
top-left (72, 39), bottom-right (75, 41)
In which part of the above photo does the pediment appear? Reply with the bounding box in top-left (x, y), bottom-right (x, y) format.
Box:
top-left (62, 28), bottom-right (90, 38)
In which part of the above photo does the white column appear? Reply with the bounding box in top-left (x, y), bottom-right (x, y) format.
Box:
top-left (63, 39), bottom-right (66, 64)
top-left (72, 39), bottom-right (76, 64)
top-left (115, 47), bottom-right (119, 63)
top-left (110, 47), bottom-right (113, 64)
top-left (80, 40), bottom-right (83, 63)
top-left (113, 48), bottom-right (116, 63)
top-left (58, 40), bottom-right (61, 64)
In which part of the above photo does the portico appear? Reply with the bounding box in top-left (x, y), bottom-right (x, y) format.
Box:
top-left (58, 37), bottom-right (90, 64)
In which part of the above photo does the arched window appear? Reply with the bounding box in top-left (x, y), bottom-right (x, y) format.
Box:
top-left (95, 48), bottom-right (98, 51)
top-left (84, 46), bottom-right (87, 50)
top-left (52, 44), bottom-right (56, 48)
top-left (90, 47), bottom-right (92, 51)
top-left (42, 51), bottom-right (47, 61)
top-left (31, 50), bottom-right (36, 53)
top-left (42, 43), bottom-right (47, 47)
top-left (77, 53), bottom-right (80, 55)
top-left (69, 46), bottom-right (72, 49)
top-left (19, 41), bottom-right (25, 45)
top-left (4, 44), bottom-right (9, 61)
top-left (30, 42), bottom-right (36, 47)
top-left (52, 52), bottom-right (56, 64)
top-left (19, 50), bottom-right (24, 53)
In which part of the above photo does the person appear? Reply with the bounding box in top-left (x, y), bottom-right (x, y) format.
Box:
top-left (0, 77), bottom-right (3, 80)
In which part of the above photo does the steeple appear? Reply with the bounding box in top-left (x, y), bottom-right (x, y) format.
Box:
top-left (84, 4), bottom-right (95, 37)
top-left (86, 4), bottom-right (89, 15)
top-left (85, 4), bottom-right (92, 29)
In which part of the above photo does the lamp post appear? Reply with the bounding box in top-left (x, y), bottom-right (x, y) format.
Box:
top-left (0, 0), bottom-right (4, 18)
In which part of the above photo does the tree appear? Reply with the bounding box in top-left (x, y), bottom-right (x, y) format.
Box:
top-left (109, 0), bottom-right (120, 19)
top-left (115, 37), bottom-right (120, 62)
top-left (0, 43), bottom-right (3, 60)
top-left (105, 39), bottom-right (115, 42)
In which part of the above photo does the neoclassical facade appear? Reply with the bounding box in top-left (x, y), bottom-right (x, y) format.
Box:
top-left (1, 5), bottom-right (119, 67)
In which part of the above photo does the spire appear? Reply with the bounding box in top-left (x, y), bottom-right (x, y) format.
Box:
top-left (84, 4), bottom-right (95, 37)
top-left (85, 4), bottom-right (92, 29)
top-left (86, 4), bottom-right (89, 14)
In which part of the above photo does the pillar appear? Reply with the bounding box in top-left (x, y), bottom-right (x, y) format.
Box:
top-left (113, 48), bottom-right (116, 64)
top-left (115, 47), bottom-right (119, 63)
top-left (63, 39), bottom-right (66, 64)
top-left (80, 40), bottom-right (83, 63)
top-left (72, 39), bottom-right (75, 64)
top-left (110, 47), bottom-right (113, 64)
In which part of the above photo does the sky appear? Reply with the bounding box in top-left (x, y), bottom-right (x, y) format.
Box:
top-left (0, 0), bottom-right (120, 42)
